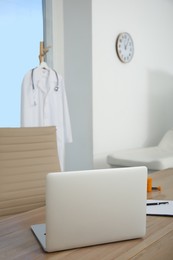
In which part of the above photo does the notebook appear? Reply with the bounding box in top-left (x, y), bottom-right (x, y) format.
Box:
top-left (31, 166), bottom-right (147, 252)
top-left (147, 199), bottom-right (173, 216)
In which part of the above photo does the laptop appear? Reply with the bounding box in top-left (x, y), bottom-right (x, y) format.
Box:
top-left (31, 166), bottom-right (147, 252)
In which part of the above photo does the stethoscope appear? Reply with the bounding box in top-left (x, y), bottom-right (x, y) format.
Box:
top-left (31, 68), bottom-right (59, 92)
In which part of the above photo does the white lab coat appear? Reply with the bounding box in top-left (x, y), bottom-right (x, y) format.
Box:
top-left (21, 66), bottom-right (72, 170)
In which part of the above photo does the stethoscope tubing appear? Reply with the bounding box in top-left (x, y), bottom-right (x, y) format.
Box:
top-left (31, 68), bottom-right (59, 91)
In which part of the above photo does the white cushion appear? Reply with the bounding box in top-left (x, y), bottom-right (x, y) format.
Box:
top-left (107, 130), bottom-right (173, 171)
top-left (159, 130), bottom-right (173, 151)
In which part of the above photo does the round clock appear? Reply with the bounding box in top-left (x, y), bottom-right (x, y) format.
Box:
top-left (116, 32), bottom-right (134, 63)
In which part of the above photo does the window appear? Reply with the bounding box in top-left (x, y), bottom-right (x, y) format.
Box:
top-left (0, 0), bottom-right (43, 126)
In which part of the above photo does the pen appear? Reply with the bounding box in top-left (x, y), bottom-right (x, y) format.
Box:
top-left (147, 202), bottom-right (169, 206)
top-left (152, 186), bottom-right (161, 191)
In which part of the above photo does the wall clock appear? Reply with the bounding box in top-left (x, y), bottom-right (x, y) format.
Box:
top-left (116, 32), bottom-right (134, 63)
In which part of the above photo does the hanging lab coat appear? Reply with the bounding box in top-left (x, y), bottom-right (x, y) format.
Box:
top-left (21, 66), bottom-right (72, 170)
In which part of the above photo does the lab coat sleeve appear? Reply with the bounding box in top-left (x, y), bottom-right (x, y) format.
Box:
top-left (20, 70), bottom-right (29, 127)
top-left (21, 70), bottom-right (35, 127)
top-left (60, 76), bottom-right (73, 143)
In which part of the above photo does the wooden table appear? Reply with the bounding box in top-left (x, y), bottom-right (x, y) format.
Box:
top-left (1, 169), bottom-right (173, 259)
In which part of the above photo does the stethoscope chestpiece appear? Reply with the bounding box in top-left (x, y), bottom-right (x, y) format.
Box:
top-left (54, 86), bottom-right (59, 91)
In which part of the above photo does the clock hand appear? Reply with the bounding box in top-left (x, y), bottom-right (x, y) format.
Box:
top-left (124, 40), bottom-right (126, 49)
top-left (125, 38), bottom-right (129, 50)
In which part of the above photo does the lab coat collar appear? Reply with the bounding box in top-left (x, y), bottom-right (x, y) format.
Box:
top-left (33, 67), bottom-right (58, 94)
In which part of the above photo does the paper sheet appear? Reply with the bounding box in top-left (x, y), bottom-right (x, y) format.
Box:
top-left (146, 200), bottom-right (173, 216)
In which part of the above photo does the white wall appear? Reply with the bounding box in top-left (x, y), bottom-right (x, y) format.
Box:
top-left (92, 0), bottom-right (173, 168)
top-left (48, 0), bottom-right (173, 170)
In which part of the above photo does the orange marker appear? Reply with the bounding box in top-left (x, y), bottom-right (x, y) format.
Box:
top-left (147, 177), bottom-right (152, 192)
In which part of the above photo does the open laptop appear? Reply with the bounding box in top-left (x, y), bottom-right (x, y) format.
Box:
top-left (31, 166), bottom-right (147, 252)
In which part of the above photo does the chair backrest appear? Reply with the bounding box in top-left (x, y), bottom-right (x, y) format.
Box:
top-left (158, 129), bottom-right (173, 151)
top-left (0, 126), bottom-right (60, 217)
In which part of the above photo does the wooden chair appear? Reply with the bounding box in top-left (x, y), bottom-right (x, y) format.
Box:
top-left (0, 126), bottom-right (60, 217)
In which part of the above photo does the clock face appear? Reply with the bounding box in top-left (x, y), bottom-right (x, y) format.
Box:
top-left (116, 32), bottom-right (134, 63)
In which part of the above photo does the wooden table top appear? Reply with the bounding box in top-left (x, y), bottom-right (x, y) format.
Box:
top-left (1, 169), bottom-right (173, 259)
